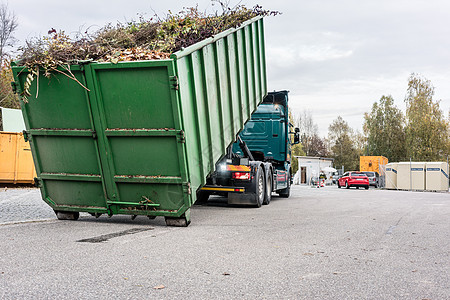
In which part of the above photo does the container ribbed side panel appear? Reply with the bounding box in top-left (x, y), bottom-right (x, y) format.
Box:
top-left (173, 17), bottom-right (267, 196)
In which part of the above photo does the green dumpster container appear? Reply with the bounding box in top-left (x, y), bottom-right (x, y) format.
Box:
top-left (11, 16), bottom-right (267, 226)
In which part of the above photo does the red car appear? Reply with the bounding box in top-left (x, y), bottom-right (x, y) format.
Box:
top-left (338, 171), bottom-right (369, 189)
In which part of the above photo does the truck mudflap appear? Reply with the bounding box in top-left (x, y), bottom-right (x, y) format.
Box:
top-left (227, 192), bottom-right (258, 206)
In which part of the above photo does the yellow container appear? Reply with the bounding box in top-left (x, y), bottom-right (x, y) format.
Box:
top-left (0, 132), bottom-right (36, 184)
top-left (360, 156), bottom-right (388, 175)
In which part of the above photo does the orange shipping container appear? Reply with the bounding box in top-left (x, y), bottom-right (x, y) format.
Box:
top-left (360, 156), bottom-right (388, 175)
top-left (0, 132), bottom-right (36, 184)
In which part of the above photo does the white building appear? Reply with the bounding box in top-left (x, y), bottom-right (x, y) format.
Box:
top-left (294, 156), bottom-right (334, 185)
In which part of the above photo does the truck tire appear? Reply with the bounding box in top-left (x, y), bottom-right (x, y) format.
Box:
top-left (278, 172), bottom-right (290, 198)
top-left (263, 171), bottom-right (272, 205)
top-left (254, 166), bottom-right (265, 207)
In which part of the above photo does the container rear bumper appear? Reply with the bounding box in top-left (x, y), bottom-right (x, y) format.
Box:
top-left (199, 183), bottom-right (258, 205)
top-left (201, 176), bottom-right (258, 206)
top-left (200, 185), bottom-right (245, 193)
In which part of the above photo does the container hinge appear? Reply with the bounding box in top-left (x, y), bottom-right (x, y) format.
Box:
top-left (170, 76), bottom-right (179, 90)
top-left (183, 182), bottom-right (192, 195)
top-left (11, 81), bottom-right (18, 94)
top-left (23, 130), bottom-right (30, 142)
top-left (92, 131), bottom-right (97, 139)
top-left (178, 130), bottom-right (185, 143)
top-left (33, 177), bottom-right (42, 188)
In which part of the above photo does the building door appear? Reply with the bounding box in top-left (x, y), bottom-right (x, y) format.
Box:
top-left (301, 167), bottom-right (307, 184)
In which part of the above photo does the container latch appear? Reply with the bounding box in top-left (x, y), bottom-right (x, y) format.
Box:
top-left (178, 130), bottom-right (185, 143)
top-left (170, 76), bottom-right (179, 90)
top-left (33, 177), bottom-right (42, 188)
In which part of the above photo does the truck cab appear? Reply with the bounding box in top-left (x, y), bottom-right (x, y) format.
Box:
top-left (198, 90), bottom-right (299, 206)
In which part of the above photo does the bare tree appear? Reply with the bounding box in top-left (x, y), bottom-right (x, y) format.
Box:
top-left (296, 110), bottom-right (328, 156)
top-left (0, 3), bottom-right (18, 64)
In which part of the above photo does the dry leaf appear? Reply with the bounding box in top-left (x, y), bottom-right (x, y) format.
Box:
top-left (153, 285), bottom-right (165, 290)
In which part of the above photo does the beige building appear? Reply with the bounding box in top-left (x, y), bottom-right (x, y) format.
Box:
top-left (295, 156), bottom-right (334, 185)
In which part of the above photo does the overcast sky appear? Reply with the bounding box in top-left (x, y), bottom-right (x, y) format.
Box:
top-left (8, 0), bottom-right (450, 136)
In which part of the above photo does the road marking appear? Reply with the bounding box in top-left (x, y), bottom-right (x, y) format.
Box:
top-left (386, 215), bottom-right (405, 234)
top-left (386, 225), bottom-right (396, 234)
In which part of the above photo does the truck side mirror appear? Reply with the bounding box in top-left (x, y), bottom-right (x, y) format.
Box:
top-left (292, 127), bottom-right (300, 144)
top-left (294, 132), bottom-right (300, 144)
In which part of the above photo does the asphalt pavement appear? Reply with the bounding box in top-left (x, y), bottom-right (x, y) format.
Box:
top-left (0, 185), bottom-right (449, 299)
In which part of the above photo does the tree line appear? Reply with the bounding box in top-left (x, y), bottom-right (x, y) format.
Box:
top-left (292, 73), bottom-right (450, 174)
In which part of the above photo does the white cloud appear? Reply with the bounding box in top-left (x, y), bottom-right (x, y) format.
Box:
top-left (268, 45), bottom-right (353, 63)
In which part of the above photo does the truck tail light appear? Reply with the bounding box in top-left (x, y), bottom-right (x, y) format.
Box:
top-left (232, 172), bottom-right (250, 180)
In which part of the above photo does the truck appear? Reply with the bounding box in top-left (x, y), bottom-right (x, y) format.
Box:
top-left (197, 90), bottom-right (299, 207)
top-left (11, 16), bottom-right (268, 226)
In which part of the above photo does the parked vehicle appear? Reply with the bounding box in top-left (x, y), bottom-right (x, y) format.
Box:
top-left (197, 90), bottom-right (299, 206)
top-left (338, 171), bottom-right (369, 189)
top-left (362, 171), bottom-right (379, 187)
top-left (331, 172), bottom-right (342, 185)
top-left (11, 17), bottom-right (267, 226)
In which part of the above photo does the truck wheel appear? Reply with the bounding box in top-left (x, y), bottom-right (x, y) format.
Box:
top-left (278, 172), bottom-right (290, 198)
top-left (263, 171), bottom-right (272, 205)
top-left (254, 166), bottom-right (265, 207)
top-left (55, 211), bottom-right (79, 220)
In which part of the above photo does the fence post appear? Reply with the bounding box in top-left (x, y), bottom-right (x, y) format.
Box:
top-left (410, 158), bottom-right (412, 191)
